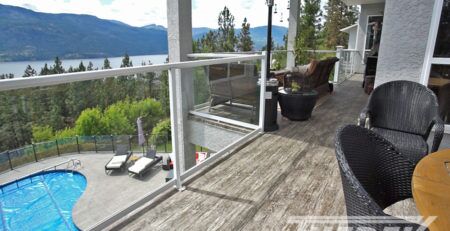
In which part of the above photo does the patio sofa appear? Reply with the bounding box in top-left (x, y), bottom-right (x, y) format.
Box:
top-left (206, 63), bottom-right (259, 110)
top-left (282, 57), bottom-right (339, 95)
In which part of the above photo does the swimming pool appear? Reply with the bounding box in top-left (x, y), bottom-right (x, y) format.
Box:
top-left (0, 171), bottom-right (87, 231)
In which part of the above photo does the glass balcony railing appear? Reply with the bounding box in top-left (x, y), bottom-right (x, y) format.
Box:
top-left (0, 53), bottom-right (267, 230)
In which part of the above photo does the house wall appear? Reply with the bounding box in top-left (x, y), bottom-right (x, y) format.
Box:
top-left (375, 0), bottom-right (435, 87)
top-left (355, 3), bottom-right (385, 73)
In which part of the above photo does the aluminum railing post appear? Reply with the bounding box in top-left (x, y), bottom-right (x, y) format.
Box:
top-left (32, 144), bottom-right (37, 162)
top-left (6, 151), bottom-right (13, 170)
top-left (76, 136), bottom-right (80, 154)
top-left (168, 68), bottom-right (185, 191)
top-left (334, 46), bottom-right (344, 84)
top-left (94, 136), bottom-right (98, 153)
top-left (259, 51), bottom-right (267, 131)
top-left (56, 140), bottom-right (60, 156)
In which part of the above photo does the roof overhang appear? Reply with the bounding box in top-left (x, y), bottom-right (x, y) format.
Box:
top-left (342, 0), bottom-right (385, 6)
top-left (340, 24), bottom-right (358, 33)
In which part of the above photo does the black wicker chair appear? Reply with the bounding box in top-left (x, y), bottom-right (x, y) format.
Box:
top-left (358, 80), bottom-right (444, 164)
top-left (335, 125), bottom-right (427, 230)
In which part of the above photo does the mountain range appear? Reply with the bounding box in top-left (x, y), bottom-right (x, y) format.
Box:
top-left (0, 4), bottom-right (287, 62)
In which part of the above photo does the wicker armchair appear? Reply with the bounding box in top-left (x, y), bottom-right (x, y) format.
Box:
top-left (335, 125), bottom-right (427, 230)
top-left (358, 80), bottom-right (444, 164)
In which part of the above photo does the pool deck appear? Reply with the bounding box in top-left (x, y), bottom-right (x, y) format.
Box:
top-left (0, 152), bottom-right (170, 230)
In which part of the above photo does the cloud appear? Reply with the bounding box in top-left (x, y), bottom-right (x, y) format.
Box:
top-left (0, 0), bottom-right (291, 28)
top-left (21, 3), bottom-right (37, 11)
top-left (192, 0), bottom-right (289, 28)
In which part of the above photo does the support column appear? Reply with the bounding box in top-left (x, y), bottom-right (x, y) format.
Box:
top-left (167, 0), bottom-right (196, 173)
top-left (286, 0), bottom-right (300, 69)
top-left (333, 46), bottom-right (344, 84)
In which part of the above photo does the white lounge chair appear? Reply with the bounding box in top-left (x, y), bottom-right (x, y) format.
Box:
top-left (105, 145), bottom-right (132, 174)
top-left (128, 149), bottom-right (162, 178)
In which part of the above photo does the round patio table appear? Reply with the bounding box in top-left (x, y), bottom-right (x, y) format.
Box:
top-left (412, 149), bottom-right (450, 231)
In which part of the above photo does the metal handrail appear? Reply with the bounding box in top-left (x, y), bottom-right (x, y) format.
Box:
top-left (0, 54), bottom-right (264, 92)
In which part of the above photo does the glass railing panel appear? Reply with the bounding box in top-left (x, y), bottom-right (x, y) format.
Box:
top-left (181, 58), bottom-right (263, 175)
top-left (0, 152), bottom-right (10, 173)
top-left (95, 135), bottom-right (114, 152)
top-left (192, 60), bottom-right (261, 126)
top-left (78, 136), bottom-right (96, 152)
top-left (34, 141), bottom-right (59, 160)
top-left (56, 137), bottom-right (78, 154)
top-left (271, 50), bottom-right (288, 70)
top-left (9, 147), bottom-right (35, 169)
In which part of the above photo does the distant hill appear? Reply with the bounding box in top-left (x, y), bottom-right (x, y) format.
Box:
top-left (0, 4), bottom-right (287, 62)
top-left (0, 4), bottom-right (168, 61)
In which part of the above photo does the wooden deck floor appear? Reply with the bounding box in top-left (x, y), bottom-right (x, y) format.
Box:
top-left (116, 75), bottom-right (417, 231)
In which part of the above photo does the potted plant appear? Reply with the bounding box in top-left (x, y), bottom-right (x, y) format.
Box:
top-left (278, 73), bottom-right (318, 121)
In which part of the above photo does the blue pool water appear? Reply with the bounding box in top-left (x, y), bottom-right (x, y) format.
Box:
top-left (0, 171), bottom-right (87, 231)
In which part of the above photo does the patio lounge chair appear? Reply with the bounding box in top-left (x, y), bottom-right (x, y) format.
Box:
top-left (358, 80), bottom-right (444, 165)
top-left (128, 149), bottom-right (162, 178)
top-left (105, 145), bottom-right (132, 174)
top-left (335, 125), bottom-right (427, 230)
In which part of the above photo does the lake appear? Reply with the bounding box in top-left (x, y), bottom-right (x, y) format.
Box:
top-left (0, 54), bottom-right (168, 78)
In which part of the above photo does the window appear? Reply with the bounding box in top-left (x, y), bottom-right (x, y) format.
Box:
top-left (423, 0), bottom-right (450, 126)
top-left (433, 0), bottom-right (450, 58)
top-left (365, 16), bottom-right (383, 51)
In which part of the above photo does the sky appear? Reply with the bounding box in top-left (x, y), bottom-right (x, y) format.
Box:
top-left (0, 0), bottom-right (301, 28)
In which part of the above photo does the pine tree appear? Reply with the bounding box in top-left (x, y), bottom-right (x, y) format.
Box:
top-left (324, 0), bottom-right (359, 48)
top-left (295, 0), bottom-right (323, 64)
top-left (40, 63), bottom-right (51, 75)
top-left (78, 61), bottom-right (86, 72)
top-left (237, 18), bottom-right (253, 52)
top-left (103, 58), bottom-right (112, 69)
top-left (200, 31), bottom-right (219, 52)
top-left (120, 53), bottom-right (133, 68)
top-left (23, 65), bottom-right (37, 77)
top-left (87, 62), bottom-right (94, 71)
top-left (217, 6), bottom-right (237, 52)
top-left (52, 57), bottom-right (65, 74)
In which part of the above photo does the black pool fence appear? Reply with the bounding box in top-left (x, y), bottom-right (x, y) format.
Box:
top-left (0, 132), bottom-right (171, 174)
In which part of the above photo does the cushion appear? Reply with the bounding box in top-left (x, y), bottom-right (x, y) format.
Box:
top-left (106, 155), bottom-right (127, 169)
top-left (372, 127), bottom-right (428, 164)
top-left (128, 157), bottom-right (153, 173)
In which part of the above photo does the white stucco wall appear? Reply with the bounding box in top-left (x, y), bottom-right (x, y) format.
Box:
top-left (375, 0), bottom-right (435, 87)
top-left (355, 3), bottom-right (385, 73)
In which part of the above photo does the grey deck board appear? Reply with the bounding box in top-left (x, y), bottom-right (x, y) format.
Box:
top-left (119, 75), bottom-right (419, 231)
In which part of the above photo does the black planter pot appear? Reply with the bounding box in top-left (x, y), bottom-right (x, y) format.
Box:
top-left (278, 90), bottom-right (318, 121)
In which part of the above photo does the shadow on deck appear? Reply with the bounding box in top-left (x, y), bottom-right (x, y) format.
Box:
top-left (115, 75), bottom-right (419, 230)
